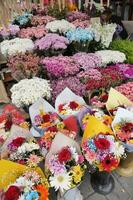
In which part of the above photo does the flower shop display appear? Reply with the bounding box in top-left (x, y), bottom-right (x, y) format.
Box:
top-left (41, 56), bottom-right (80, 78)
top-left (35, 34), bottom-right (69, 56)
top-left (0, 38), bottom-right (34, 58)
top-left (0, 160), bottom-right (49, 199)
top-left (51, 76), bottom-right (86, 102)
top-left (45, 19), bottom-right (75, 34)
top-left (7, 52), bottom-right (40, 81)
top-left (12, 12), bottom-right (32, 27)
top-left (11, 78), bottom-right (51, 107)
top-left (73, 53), bottom-right (102, 70)
top-left (66, 28), bottom-right (94, 52)
top-left (115, 82), bottom-right (133, 102)
top-left (66, 11), bottom-right (89, 22)
top-left (112, 107), bottom-right (133, 152)
top-left (90, 23), bottom-right (116, 48)
top-left (110, 40), bottom-right (133, 64)
top-left (55, 87), bottom-right (86, 119)
top-left (18, 25), bottom-right (48, 39)
top-left (1, 125), bottom-right (43, 167)
top-left (95, 50), bottom-right (126, 66)
top-left (72, 19), bottom-right (90, 28)
top-left (45, 133), bottom-right (85, 199)
top-left (110, 64), bottom-right (133, 79)
top-left (29, 98), bottom-right (60, 136)
top-left (0, 24), bottom-right (20, 40)
top-left (31, 15), bottom-right (55, 26)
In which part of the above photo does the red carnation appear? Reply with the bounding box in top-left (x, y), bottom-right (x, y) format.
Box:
top-left (58, 147), bottom-right (72, 164)
top-left (58, 104), bottom-right (64, 112)
top-left (122, 122), bottom-right (133, 132)
top-left (11, 137), bottom-right (25, 148)
top-left (94, 137), bottom-right (110, 150)
top-left (42, 114), bottom-right (50, 122)
top-left (4, 186), bottom-right (21, 200)
top-left (47, 126), bottom-right (58, 132)
top-left (5, 119), bottom-right (12, 131)
top-left (69, 101), bottom-right (79, 110)
top-left (101, 154), bottom-right (119, 172)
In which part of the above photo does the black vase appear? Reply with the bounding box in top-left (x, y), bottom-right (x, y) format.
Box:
top-left (91, 171), bottom-right (115, 195)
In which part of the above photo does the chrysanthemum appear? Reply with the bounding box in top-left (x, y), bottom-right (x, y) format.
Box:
top-left (110, 142), bottom-right (125, 157)
top-left (49, 173), bottom-right (72, 192)
top-left (71, 165), bottom-right (84, 184)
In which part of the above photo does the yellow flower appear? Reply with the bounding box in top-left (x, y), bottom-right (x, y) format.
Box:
top-left (20, 122), bottom-right (29, 129)
top-left (82, 114), bottom-right (90, 124)
top-left (71, 165), bottom-right (84, 184)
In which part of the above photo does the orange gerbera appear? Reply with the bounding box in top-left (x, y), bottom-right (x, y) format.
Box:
top-left (35, 184), bottom-right (49, 200)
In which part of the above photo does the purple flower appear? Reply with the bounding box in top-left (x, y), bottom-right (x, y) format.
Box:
top-left (67, 11), bottom-right (89, 22)
top-left (48, 155), bottom-right (66, 174)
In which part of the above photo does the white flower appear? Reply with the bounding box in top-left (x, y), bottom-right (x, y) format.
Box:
top-left (95, 50), bottom-right (126, 66)
top-left (0, 38), bottom-right (34, 57)
top-left (46, 19), bottom-right (75, 34)
top-left (49, 173), bottom-right (72, 192)
top-left (110, 142), bottom-right (125, 157)
top-left (14, 176), bottom-right (34, 190)
top-left (17, 142), bottom-right (40, 154)
top-left (11, 77), bottom-right (51, 107)
top-left (69, 146), bottom-right (79, 162)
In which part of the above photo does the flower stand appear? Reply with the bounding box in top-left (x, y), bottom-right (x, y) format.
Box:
top-left (57, 187), bottom-right (83, 200)
top-left (91, 171), bottom-right (115, 195)
top-left (116, 152), bottom-right (133, 177)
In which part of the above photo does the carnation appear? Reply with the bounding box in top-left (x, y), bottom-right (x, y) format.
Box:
top-left (41, 56), bottom-right (80, 79)
top-left (0, 24), bottom-right (20, 37)
top-left (77, 69), bottom-right (102, 83)
top-left (31, 15), bottom-right (55, 26)
top-left (51, 77), bottom-right (86, 102)
top-left (115, 82), bottom-right (133, 101)
top-left (7, 52), bottom-right (40, 81)
top-left (73, 53), bottom-right (102, 70)
top-left (67, 11), bottom-right (89, 22)
top-left (11, 77), bottom-right (51, 107)
top-left (12, 12), bottom-right (32, 26)
top-left (72, 19), bottom-right (90, 28)
top-left (45, 19), bottom-right (75, 34)
top-left (95, 50), bottom-right (126, 66)
top-left (0, 38), bottom-right (34, 57)
top-left (113, 63), bottom-right (133, 79)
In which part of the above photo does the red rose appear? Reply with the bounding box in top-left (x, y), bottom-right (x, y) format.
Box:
top-left (69, 101), bottom-right (79, 110)
top-left (47, 126), bottom-right (58, 132)
top-left (42, 114), bottom-right (50, 122)
top-left (58, 147), bottom-right (72, 164)
top-left (12, 137), bottom-right (25, 148)
top-left (94, 137), bottom-right (110, 150)
top-left (4, 186), bottom-right (21, 200)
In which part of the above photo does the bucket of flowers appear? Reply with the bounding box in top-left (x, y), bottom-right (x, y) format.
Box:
top-left (45, 133), bottom-right (86, 200)
top-left (81, 116), bottom-right (125, 195)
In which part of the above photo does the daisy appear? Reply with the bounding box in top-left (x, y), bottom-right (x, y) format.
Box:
top-left (49, 173), bottom-right (72, 192)
top-left (110, 142), bottom-right (125, 157)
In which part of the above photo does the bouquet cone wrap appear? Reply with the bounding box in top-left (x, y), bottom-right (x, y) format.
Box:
top-left (106, 88), bottom-right (133, 112)
top-left (82, 116), bottom-right (113, 141)
top-left (112, 107), bottom-right (133, 152)
top-left (0, 159), bottom-right (45, 190)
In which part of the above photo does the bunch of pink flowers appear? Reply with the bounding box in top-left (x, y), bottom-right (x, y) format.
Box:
top-left (77, 69), bottom-right (102, 83)
top-left (115, 82), bottom-right (133, 101)
top-left (67, 11), bottom-right (89, 22)
top-left (72, 19), bottom-right (90, 28)
top-left (31, 15), bottom-right (55, 26)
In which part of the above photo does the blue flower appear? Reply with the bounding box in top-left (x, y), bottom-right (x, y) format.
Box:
top-left (25, 190), bottom-right (39, 200)
top-left (88, 139), bottom-right (96, 151)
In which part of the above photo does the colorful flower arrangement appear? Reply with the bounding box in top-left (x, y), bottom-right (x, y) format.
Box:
top-left (7, 52), bottom-right (40, 81)
top-left (51, 77), bottom-right (86, 102)
top-left (45, 19), bottom-right (75, 34)
top-left (7, 137), bottom-right (43, 166)
top-left (3, 170), bottom-right (49, 200)
top-left (82, 133), bottom-right (125, 172)
top-left (35, 33), bottom-right (69, 55)
top-left (0, 38), bottom-right (34, 57)
top-left (11, 78), bottom-right (51, 107)
top-left (12, 12), bottom-right (32, 27)
top-left (90, 23), bottom-right (116, 48)
top-left (95, 50), bottom-right (126, 66)
top-left (115, 82), bottom-right (133, 102)
top-left (73, 53), bottom-right (101, 70)
top-left (0, 24), bottom-right (20, 38)
top-left (31, 15), bottom-right (55, 26)
top-left (42, 56), bottom-right (80, 78)
top-left (46, 146), bottom-right (85, 192)
top-left (58, 101), bottom-right (83, 116)
top-left (18, 25), bottom-right (47, 39)
top-left (67, 11), bottom-right (89, 22)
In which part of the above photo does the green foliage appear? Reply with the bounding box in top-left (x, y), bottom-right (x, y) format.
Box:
top-left (109, 39), bottom-right (133, 64)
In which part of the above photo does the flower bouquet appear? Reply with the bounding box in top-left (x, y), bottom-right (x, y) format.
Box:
top-left (11, 78), bottom-right (51, 108)
top-left (35, 34), bottom-right (69, 56)
top-left (112, 108), bottom-right (133, 152)
top-left (55, 87), bottom-right (86, 119)
top-left (67, 11), bottom-right (89, 22)
top-left (29, 98), bottom-right (60, 136)
top-left (12, 12), bottom-right (32, 28)
top-left (45, 133), bottom-right (85, 199)
top-left (7, 52), bottom-right (40, 81)
top-left (0, 160), bottom-right (49, 199)
top-left (115, 82), bottom-right (133, 102)
top-left (0, 24), bottom-right (20, 41)
top-left (0, 38), bottom-right (34, 58)
top-left (31, 15), bottom-right (55, 26)
top-left (66, 28), bottom-right (94, 53)
top-left (1, 125), bottom-right (43, 167)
